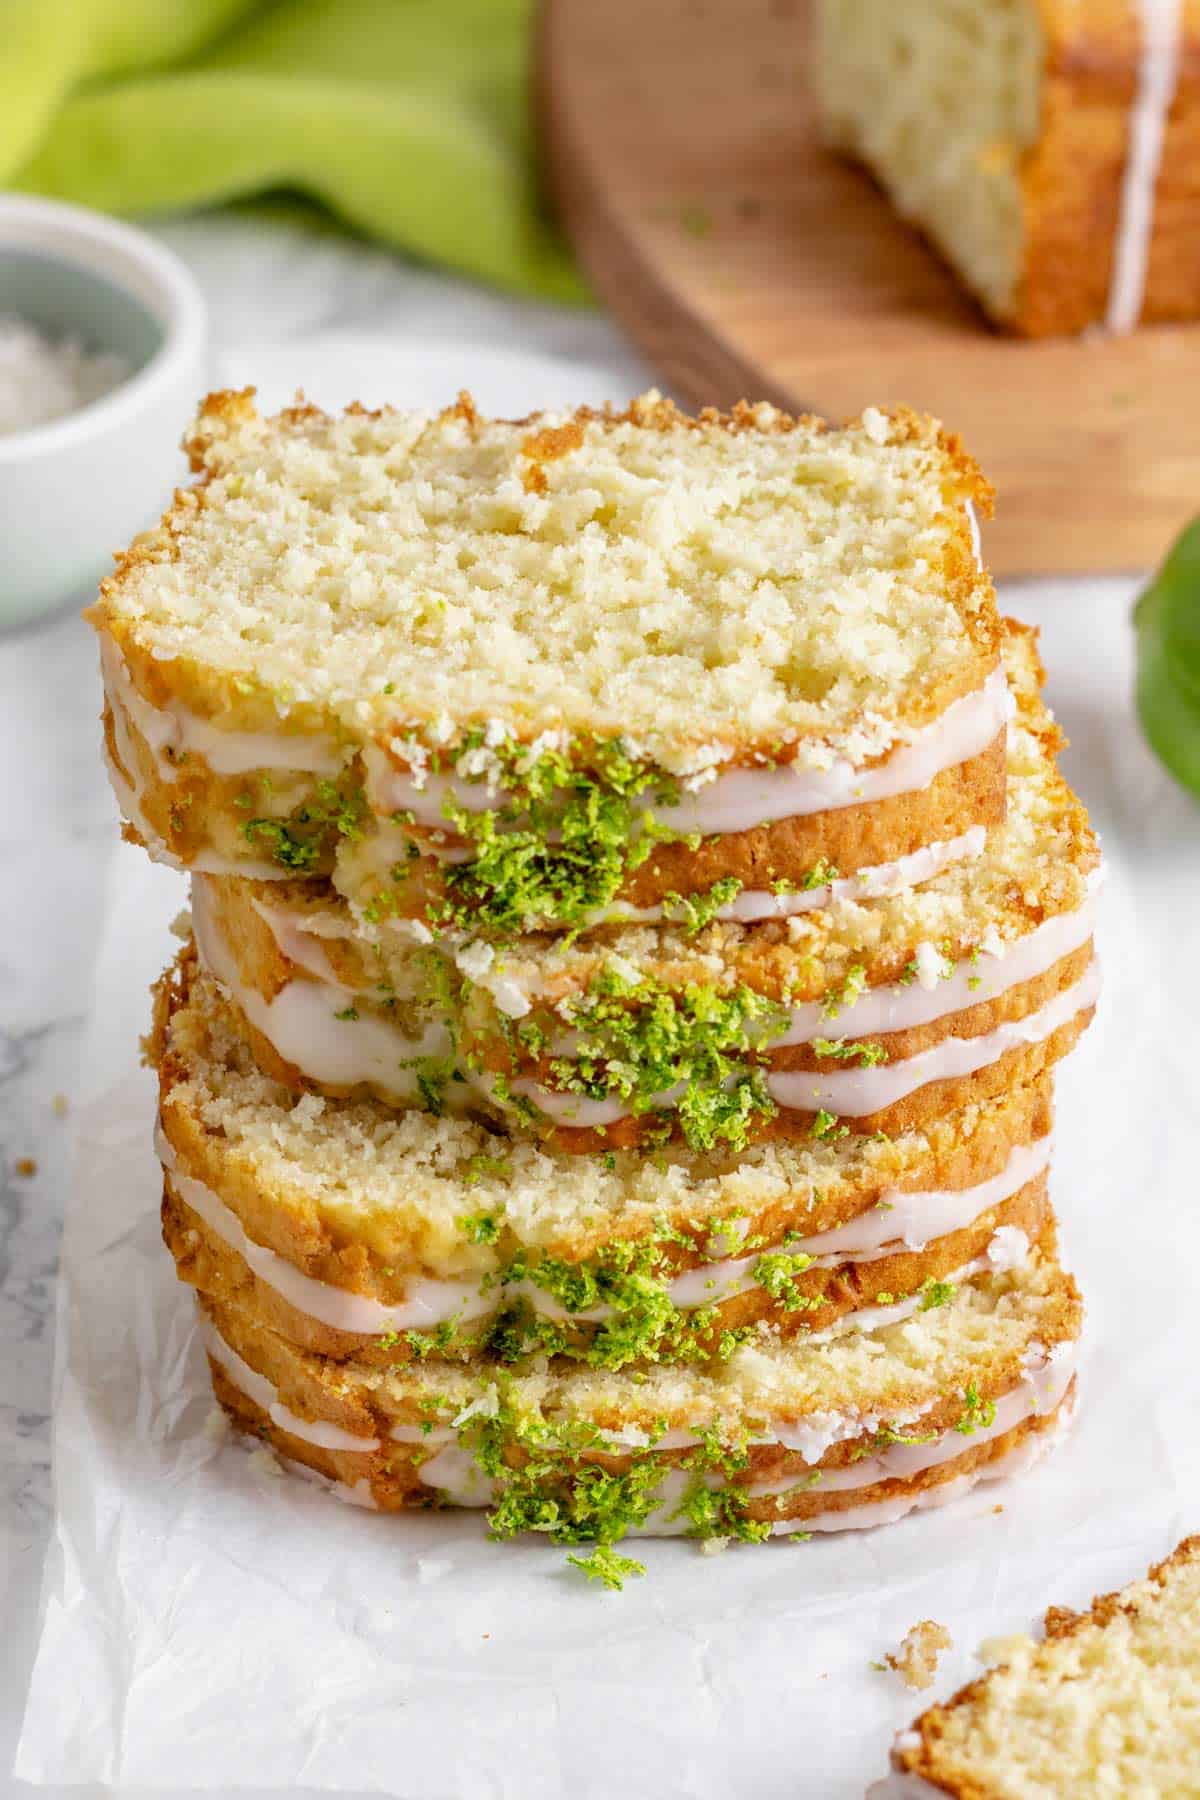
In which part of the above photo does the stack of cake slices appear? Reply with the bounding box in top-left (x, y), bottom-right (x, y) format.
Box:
top-left (91, 389), bottom-right (1097, 1571)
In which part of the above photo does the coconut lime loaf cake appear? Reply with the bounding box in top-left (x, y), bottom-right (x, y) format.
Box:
top-left (197, 1235), bottom-right (1079, 1542)
top-left (92, 382), bottom-right (1099, 1572)
top-left (91, 389), bottom-right (1006, 935)
top-left (153, 948), bottom-right (1056, 1369)
top-left (183, 622), bottom-right (1100, 1154)
top-left (816, 1), bottom-right (1199, 337)
top-left (872, 1537), bottom-right (1200, 1797)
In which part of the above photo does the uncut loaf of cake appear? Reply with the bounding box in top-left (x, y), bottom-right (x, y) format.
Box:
top-left (91, 389), bottom-right (1004, 936)
top-left (182, 622), bottom-right (1100, 1154)
top-left (817, 0), bottom-right (1200, 337)
top-left (872, 1537), bottom-right (1200, 1797)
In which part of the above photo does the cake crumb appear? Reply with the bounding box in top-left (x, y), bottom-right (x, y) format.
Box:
top-left (885, 1620), bottom-right (953, 1690)
top-left (15, 1157), bottom-right (37, 1178)
top-left (52, 1092), bottom-right (69, 1118)
top-left (202, 1406), bottom-right (230, 1443)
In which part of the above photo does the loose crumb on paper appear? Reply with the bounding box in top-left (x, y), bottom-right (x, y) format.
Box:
top-left (248, 1445), bottom-right (284, 1480)
top-left (203, 1407), bottom-right (230, 1444)
top-left (52, 1092), bottom-right (70, 1118)
top-left (15, 1157), bottom-right (37, 1178)
top-left (884, 1620), bottom-right (953, 1690)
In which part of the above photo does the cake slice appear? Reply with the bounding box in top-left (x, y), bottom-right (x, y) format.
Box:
top-left (816, 1), bottom-right (1198, 337)
top-left (873, 1537), bottom-right (1200, 1796)
top-left (197, 1241), bottom-right (1080, 1543)
top-left (152, 943), bottom-right (1056, 1369)
top-left (184, 622), bottom-right (1100, 1154)
top-left (91, 389), bottom-right (1002, 935)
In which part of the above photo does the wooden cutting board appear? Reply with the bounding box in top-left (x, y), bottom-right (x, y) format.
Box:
top-left (538, 0), bottom-right (1200, 577)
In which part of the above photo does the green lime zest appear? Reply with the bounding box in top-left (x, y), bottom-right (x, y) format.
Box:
top-left (542, 964), bottom-right (787, 1153)
top-left (242, 779), bottom-right (367, 871)
top-left (812, 1036), bottom-right (888, 1066)
top-left (566, 1545), bottom-right (647, 1590)
top-left (955, 1381), bottom-right (997, 1435)
top-left (425, 735), bottom-right (689, 938)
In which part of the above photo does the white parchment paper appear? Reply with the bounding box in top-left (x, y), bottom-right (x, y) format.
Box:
top-left (14, 415), bottom-right (1200, 1792)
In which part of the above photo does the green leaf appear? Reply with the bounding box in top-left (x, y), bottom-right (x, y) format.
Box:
top-left (1134, 518), bottom-right (1200, 799)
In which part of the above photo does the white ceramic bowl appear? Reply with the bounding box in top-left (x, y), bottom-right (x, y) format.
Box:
top-left (0, 196), bottom-right (207, 631)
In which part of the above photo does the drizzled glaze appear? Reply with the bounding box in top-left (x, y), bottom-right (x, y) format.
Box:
top-left (366, 670), bottom-right (1011, 838)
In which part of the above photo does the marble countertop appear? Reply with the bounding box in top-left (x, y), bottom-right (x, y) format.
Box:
top-left (0, 209), bottom-right (651, 1795)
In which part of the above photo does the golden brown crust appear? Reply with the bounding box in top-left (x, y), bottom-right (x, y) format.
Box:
top-left (894, 1534), bottom-right (1200, 1792)
top-left (162, 1169), bottom-right (1049, 1365)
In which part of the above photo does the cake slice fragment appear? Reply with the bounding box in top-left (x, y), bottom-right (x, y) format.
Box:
top-left (873, 1537), bottom-right (1200, 1797)
top-left (91, 389), bottom-right (1002, 935)
top-left (197, 1242), bottom-right (1081, 1543)
top-left (152, 944), bottom-right (1057, 1370)
top-left (183, 621), bottom-right (1100, 1155)
top-left (816, 1), bottom-right (1198, 337)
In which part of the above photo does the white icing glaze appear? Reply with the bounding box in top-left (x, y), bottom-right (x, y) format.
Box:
top-left (414, 1443), bottom-right (497, 1508)
top-left (1107, 0), bottom-right (1183, 333)
top-left (417, 1356), bottom-right (1073, 1526)
top-left (101, 639), bottom-right (346, 777)
top-left (352, 825), bottom-right (988, 926)
top-left (278, 1458), bottom-right (379, 1510)
top-left (249, 896), bottom-right (345, 985)
top-left (784, 1133), bottom-right (1051, 1263)
top-left (201, 848), bottom-right (1095, 1129)
top-left (241, 866), bottom-right (1095, 1125)
top-left (764, 959), bottom-right (1100, 1116)
top-left (746, 1347), bottom-right (1074, 1499)
top-left (771, 883), bottom-right (1099, 1045)
top-left (191, 877), bottom-right (452, 1098)
top-left (203, 1323), bottom-right (380, 1452)
top-left (667, 1134), bottom-right (1050, 1312)
top-left (515, 957), bottom-right (1100, 1126)
top-left (367, 669), bottom-right (1011, 835)
top-left (593, 828), bottom-right (989, 926)
top-left (770, 1393), bottom-right (1071, 1536)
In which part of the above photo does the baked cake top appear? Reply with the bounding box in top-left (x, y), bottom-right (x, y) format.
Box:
top-left (92, 389), bottom-right (997, 778)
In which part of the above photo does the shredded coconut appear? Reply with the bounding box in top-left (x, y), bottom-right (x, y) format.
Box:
top-left (0, 315), bottom-right (129, 437)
